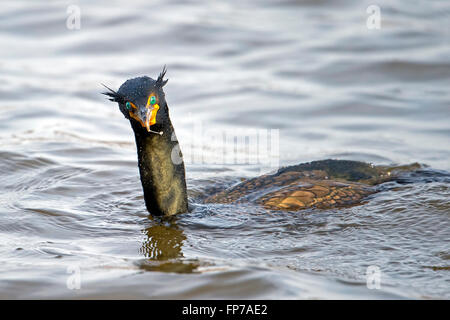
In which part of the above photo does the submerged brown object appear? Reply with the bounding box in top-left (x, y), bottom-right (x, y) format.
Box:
top-left (205, 159), bottom-right (421, 211)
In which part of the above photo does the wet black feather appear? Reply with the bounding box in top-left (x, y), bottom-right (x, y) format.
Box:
top-left (101, 83), bottom-right (125, 103)
top-left (155, 65), bottom-right (168, 88)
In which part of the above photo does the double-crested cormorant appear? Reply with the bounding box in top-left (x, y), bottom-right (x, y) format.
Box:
top-left (102, 67), bottom-right (420, 216)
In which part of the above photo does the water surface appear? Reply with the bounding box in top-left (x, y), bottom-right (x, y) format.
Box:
top-left (0, 0), bottom-right (449, 299)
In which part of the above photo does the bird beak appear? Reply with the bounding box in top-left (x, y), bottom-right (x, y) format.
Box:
top-left (128, 102), bottom-right (160, 132)
top-left (144, 103), bottom-right (159, 132)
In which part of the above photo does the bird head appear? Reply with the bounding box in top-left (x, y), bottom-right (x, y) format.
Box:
top-left (102, 67), bottom-right (169, 135)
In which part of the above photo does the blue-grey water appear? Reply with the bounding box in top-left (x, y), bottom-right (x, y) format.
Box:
top-left (0, 0), bottom-right (449, 299)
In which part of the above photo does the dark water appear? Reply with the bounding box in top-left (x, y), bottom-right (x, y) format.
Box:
top-left (0, 0), bottom-right (449, 299)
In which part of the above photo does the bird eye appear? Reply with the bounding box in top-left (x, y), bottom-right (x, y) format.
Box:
top-left (126, 101), bottom-right (131, 110)
top-left (150, 96), bottom-right (156, 105)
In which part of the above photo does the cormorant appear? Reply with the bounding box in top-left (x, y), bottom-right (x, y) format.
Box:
top-left (102, 67), bottom-right (420, 216)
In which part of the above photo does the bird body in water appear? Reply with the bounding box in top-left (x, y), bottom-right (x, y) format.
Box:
top-left (205, 160), bottom-right (420, 210)
top-left (103, 68), bottom-right (421, 216)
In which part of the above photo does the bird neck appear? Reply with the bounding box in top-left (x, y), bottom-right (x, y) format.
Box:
top-left (132, 119), bottom-right (188, 216)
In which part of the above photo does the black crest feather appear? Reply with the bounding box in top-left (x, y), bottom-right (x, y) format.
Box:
top-left (101, 83), bottom-right (124, 103)
top-left (155, 65), bottom-right (168, 88)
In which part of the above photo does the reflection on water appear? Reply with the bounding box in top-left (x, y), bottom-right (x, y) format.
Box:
top-left (141, 221), bottom-right (186, 260)
top-left (139, 219), bottom-right (199, 274)
top-left (0, 0), bottom-right (449, 299)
